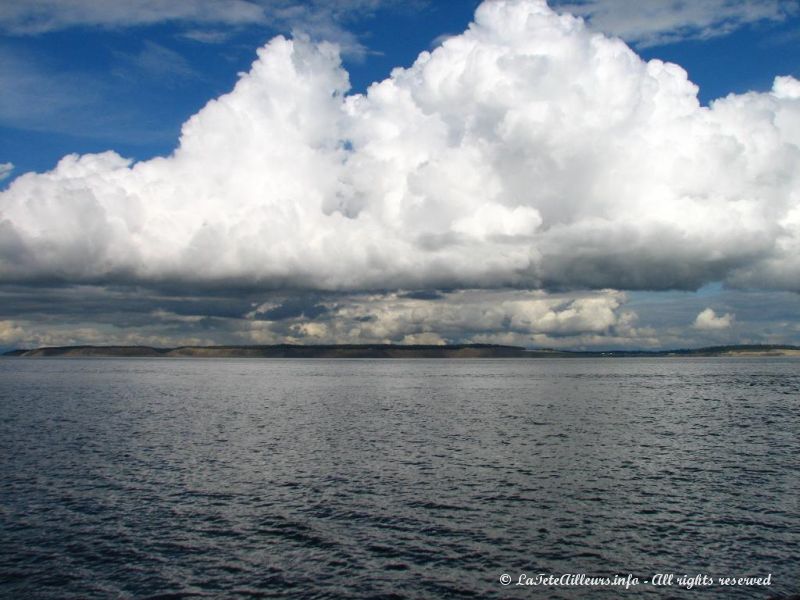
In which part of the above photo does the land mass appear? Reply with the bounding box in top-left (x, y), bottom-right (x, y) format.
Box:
top-left (4, 344), bottom-right (800, 358)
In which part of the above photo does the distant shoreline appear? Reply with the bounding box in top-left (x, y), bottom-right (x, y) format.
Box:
top-left (4, 344), bottom-right (800, 359)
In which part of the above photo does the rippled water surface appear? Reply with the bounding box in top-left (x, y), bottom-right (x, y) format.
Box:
top-left (1, 358), bottom-right (798, 599)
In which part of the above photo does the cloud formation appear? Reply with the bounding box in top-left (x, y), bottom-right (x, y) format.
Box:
top-left (1, 0), bottom-right (800, 294)
top-left (244, 289), bottom-right (642, 346)
top-left (693, 307), bottom-right (734, 330)
top-left (5, 281), bottom-right (800, 350)
top-left (0, 287), bottom-right (648, 349)
top-left (553, 0), bottom-right (798, 47)
top-left (0, 163), bottom-right (12, 181)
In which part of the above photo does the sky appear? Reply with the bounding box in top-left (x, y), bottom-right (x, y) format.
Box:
top-left (0, 0), bottom-right (799, 351)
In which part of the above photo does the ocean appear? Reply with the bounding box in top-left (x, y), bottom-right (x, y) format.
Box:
top-left (1, 358), bottom-right (798, 599)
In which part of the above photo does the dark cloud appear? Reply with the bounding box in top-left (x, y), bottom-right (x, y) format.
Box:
top-left (252, 297), bottom-right (331, 321)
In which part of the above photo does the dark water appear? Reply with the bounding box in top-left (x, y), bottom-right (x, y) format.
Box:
top-left (1, 358), bottom-right (798, 599)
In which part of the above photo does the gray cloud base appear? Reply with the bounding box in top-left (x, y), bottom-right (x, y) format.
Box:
top-left (1, 0), bottom-right (800, 293)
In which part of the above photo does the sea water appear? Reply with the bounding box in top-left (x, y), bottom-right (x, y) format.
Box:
top-left (1, 358), bottom-right (798, 599)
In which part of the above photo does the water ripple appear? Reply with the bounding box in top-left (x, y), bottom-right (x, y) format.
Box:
top-left (1, 357), bottom-right (798, 599)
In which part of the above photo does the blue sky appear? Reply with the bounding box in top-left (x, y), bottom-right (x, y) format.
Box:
top-left (1, 2), bottom-right (484, 177)
top-left (0, 0), bottom-right (799, 350)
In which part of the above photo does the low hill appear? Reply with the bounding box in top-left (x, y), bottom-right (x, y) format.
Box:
top-left (5, 344), bottom-right (527, 359)
top-left (4, 344), bottom-right (800, 358)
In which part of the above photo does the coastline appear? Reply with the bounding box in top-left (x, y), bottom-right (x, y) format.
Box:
top-left (4, 344), bottom-right (800, 359)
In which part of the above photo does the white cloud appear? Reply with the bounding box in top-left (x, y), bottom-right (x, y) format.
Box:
top-left (1, 0), bottom-right (800, 294)
top-left (400, 332), bottom-right (447, 345)
top-left (0, 319), bottom-right (26, 344)
top-left (553, 0), bottom-right (798, 47)
top-left (0, 163), bottom-right (12, 181)
top-left (693, 308), bottom-right (734, 330)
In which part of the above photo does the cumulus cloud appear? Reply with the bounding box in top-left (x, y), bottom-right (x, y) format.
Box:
top-left (553, 0), bottom-right (798, 47)
top-left (132, 288), bottom-right (647, 347)
top-left (246, 289), bottom-right (641, 345)
top-left (0, 286), bottom-right (649, 349)
top-left (5, 283), bottom-right (800, 350)
top-left (0, 319), bottom-right (26, 344)
top-left (0, 318), bottom-right (215, 349)
top-left (693, 307), bottom-right (734, 330)
top-left (1, 0), bottom-right (800, 294)
top-left (0, 163), bottom-right (12, 181)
